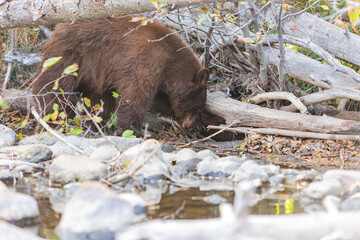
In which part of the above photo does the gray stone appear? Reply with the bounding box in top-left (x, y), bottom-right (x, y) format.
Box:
top-left (0, 182), bottom-right (39, 222)
top-left (197, 149), bottom-right (219, 161)
top-left (342, 193), bottom-right (360, 211)
top-left (118, 193), bottom-right (146, 222)
top-left (232, 160), bottom-right (268, 182)
top-left (50, 144), bottom-right (81, 158)
top-left (297, 170), bottom-right (317, 181)
top-left (303, 179), bottom-right (342, 199)
top-left (81, 136), bottom-right (142, 156)
top-left (175, 148), bottom-right (201, 163)
top-left (0, 144), bottom-right (52, 163)
top-left (63, 182), bottom-right (83, 197)
top-left (202, 194), bottom-right (227, 205)
top-left (282, 169), bottom-right (300, 176)
top-left (323, 170), bottom-right (360, 190)
top-left (269, 174), bottom-right (285, 184)
top-left (261, 164), bottom-right (280, 176)
top-left (197, 156), bottom-right (244, 177)
top-left (90, 144), bottom-right (119, 163)
top-left (118, 139), bottom-right (170, 180)
top-left (57, 182), bottom-right (133, 240)
top-left (19, 132), bottom-right (61, 146)
top-left (0, 124), bottom-right (16, 148)
top-left (0, 221), bottom-right (44, 240)
top-left (0, 170), bottom-right (21, 180)
top-left (50, 155), bottom-right (107, 184)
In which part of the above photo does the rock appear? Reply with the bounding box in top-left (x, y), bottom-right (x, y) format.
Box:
top-left (261, 164), bottom-right (280, 176)
top-left (57, 182), bottom-right (133, 240)
top-left (19, 132), bottom-right (61, 146)
top-left (202, 194), bottom-right (227, 205)
top-left (90, 144), bottom-right (119, 163)
top-left (81, 136), bottom-right (142, 156)
top-left (0, 144), bottom-right (52, 163)
top-left (197, 150), bottom-right (219, 161)
top-left (323, 170), bottom-right (360, 190)
top-left (297, 170), bottom-right (317, 181)
top-left (118, 139), bottom-right (170, 181)
top-left (342, 193), bottom-right (360, 211)
top-left (0, 124), bottom-right (16, 148)
top-left (303, 179), bottom-right (342, 199)
top-left (0, 182), bottom-right (39, 222)
top-left (50, 144), bottom-right (81, 158)
top-left (50, 155), bottom-right (107, 184)
top-left (0, 170), bottom-right (21, 181)
top-left (197, 156), bottom-right (245, 177)
top-left (63, 182), bottom-right (83, 197)
top-left (161, 144), bottom-right (176, 153)
top-left (269, 174), bottom-right (285, 184)
top-left (0, 220), bottom-right (44, 240)
top-left (118, 193), bottom-right (146, 222)
top-left (282, 169), bottom-right (300, 176)
top-left (175, 148), bottom-right (201, 163)
top-left (232, 160), bottom-right (268, 182)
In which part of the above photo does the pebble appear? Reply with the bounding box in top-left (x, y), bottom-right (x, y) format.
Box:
top-left (0, 124), bottom-right (16, 148)
top-left (50, 155), bottom-right (107, 184)
top-left (303, 179), bottom-right (342, 199)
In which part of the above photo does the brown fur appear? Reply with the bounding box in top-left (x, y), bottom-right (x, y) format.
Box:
top-left (32, 17), bottom-right (209, 131)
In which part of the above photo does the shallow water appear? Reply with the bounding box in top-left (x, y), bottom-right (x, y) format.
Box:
top-left (27, 183), bottom-right (305, 239)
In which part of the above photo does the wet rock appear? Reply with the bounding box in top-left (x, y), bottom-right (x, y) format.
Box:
top-left (0, 220), bottom-right (44, 240)
top-left (118, 139), bottom-right (170, 181)
top-left (269, 174), bottom-right (285, 184)
top-left (282, 169), bottom-right (300, 176)
top-left (232, 160), bottom-right (268, 183)
top-left (197, 150), bottom-right (219, 161)
top-left (19, 132), bottom-right (61, 146)
top-left (175, 148), bottom-right (201, 164)
top-left (81, 136), bottom-right (142, 156)
top-left (50, 155), bottom-right (107, 184)
top-left (261, 164), bottom-right (280, 176)
top-left (323, 170), bottom-right (360, 190)
top-left (0, 144), bottom-right (52, 163)
top-left (0, 182), bottom-right (39, 222)
top-left (341, 193), bottom-right (360, 211)
top-left (161, 144), bottom-right (176, 153)
top-left (0, 124), bottom-right (16, 148)
top-left (118, 193), bottom-right (146, 222)
top-left (57, 181), bottom-right (133, 240)
top-left (297, 170), bottom-right (317, 181)
top-left (202, 194), bottom-right (227, 205)
top-left (90, 144), bottom-right (119, 163)
top-left (197, 156), bottom-right (245, 177)
top-left (138, 185), bottom-right (164, 205)
top-left (50, 144), bottom-right (81, 158)
top-left (303, 179), bottom-right (342, 199)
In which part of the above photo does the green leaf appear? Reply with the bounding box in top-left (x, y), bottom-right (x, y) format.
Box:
top-left (107, 112), bottom-right (117, 128)
top-left (0, 97), bottom-right (11, 111)
top-left (112, 92), bottom-right (120, 98)
top-left (71, 128), bottom-right (84, 135)
top-left (20, 119), bottom-right (28, 128)
top-left (42, 57), bottom-right (62, 69)
top-left (60, 88), bottom-right (65, 95)
top-left (159, 1), bottom-right (167, 8)
top-left (83, 97), bottom-right (91, 107)
top-left (93, 116), bottom-right (103, 123)
top-left (43, 113), bottom-right (52, 122)
top-left (151, 0), bottom-right (158, 8)
top-left (53, 103), bottom-right (59, 111)
top-left (62, 63), bottom-right (79, 76)
top-left (122, 130), bottom-right (136, 138)
top-left (320, 5), bottom-right (329, 10)
top-left (141, 19), bottom-right (148, 26)
top-left (18, 132), bottom-right (23, 139)
top-left (197, 15), bottom-right (207, 25)
top-left (239, 1), bottom-right (245, 4)
top-left (243, 52), bottom-right (250, 56)
top-left (59, 112), bottom-right (66, 119)
top-left (243, 37), bottom-right (255, 43)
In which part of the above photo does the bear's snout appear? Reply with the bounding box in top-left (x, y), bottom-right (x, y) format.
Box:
top-left (181, 114), bottom-right (202, 131)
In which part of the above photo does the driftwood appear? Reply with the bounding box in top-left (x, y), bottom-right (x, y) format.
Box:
top-left (206, 91), bottom-right (360, 135)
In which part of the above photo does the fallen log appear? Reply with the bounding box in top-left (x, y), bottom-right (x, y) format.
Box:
top-left (206, 91), bottom-right (360, 135)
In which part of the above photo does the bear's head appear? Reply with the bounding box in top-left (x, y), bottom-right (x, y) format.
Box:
top-left (172, 68), bottom-right (209, 131)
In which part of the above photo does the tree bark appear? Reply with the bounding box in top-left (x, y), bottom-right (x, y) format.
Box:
top-left (0, 0), bottom-right (237, 29)
top-left (206, 91), bottom-right (360, 135)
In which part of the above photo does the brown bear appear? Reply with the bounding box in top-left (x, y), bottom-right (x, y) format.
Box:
top-left (32, 17), bottom-right (209, 132)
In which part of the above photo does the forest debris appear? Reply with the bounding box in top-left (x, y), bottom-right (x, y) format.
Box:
top-left (206, 91), bottom-right (360, 135)
top-left (250, 92), bottom-right (309, 114)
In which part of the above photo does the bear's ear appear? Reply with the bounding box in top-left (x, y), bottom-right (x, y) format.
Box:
top-left (195, 68), bottom-right (209, 86)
